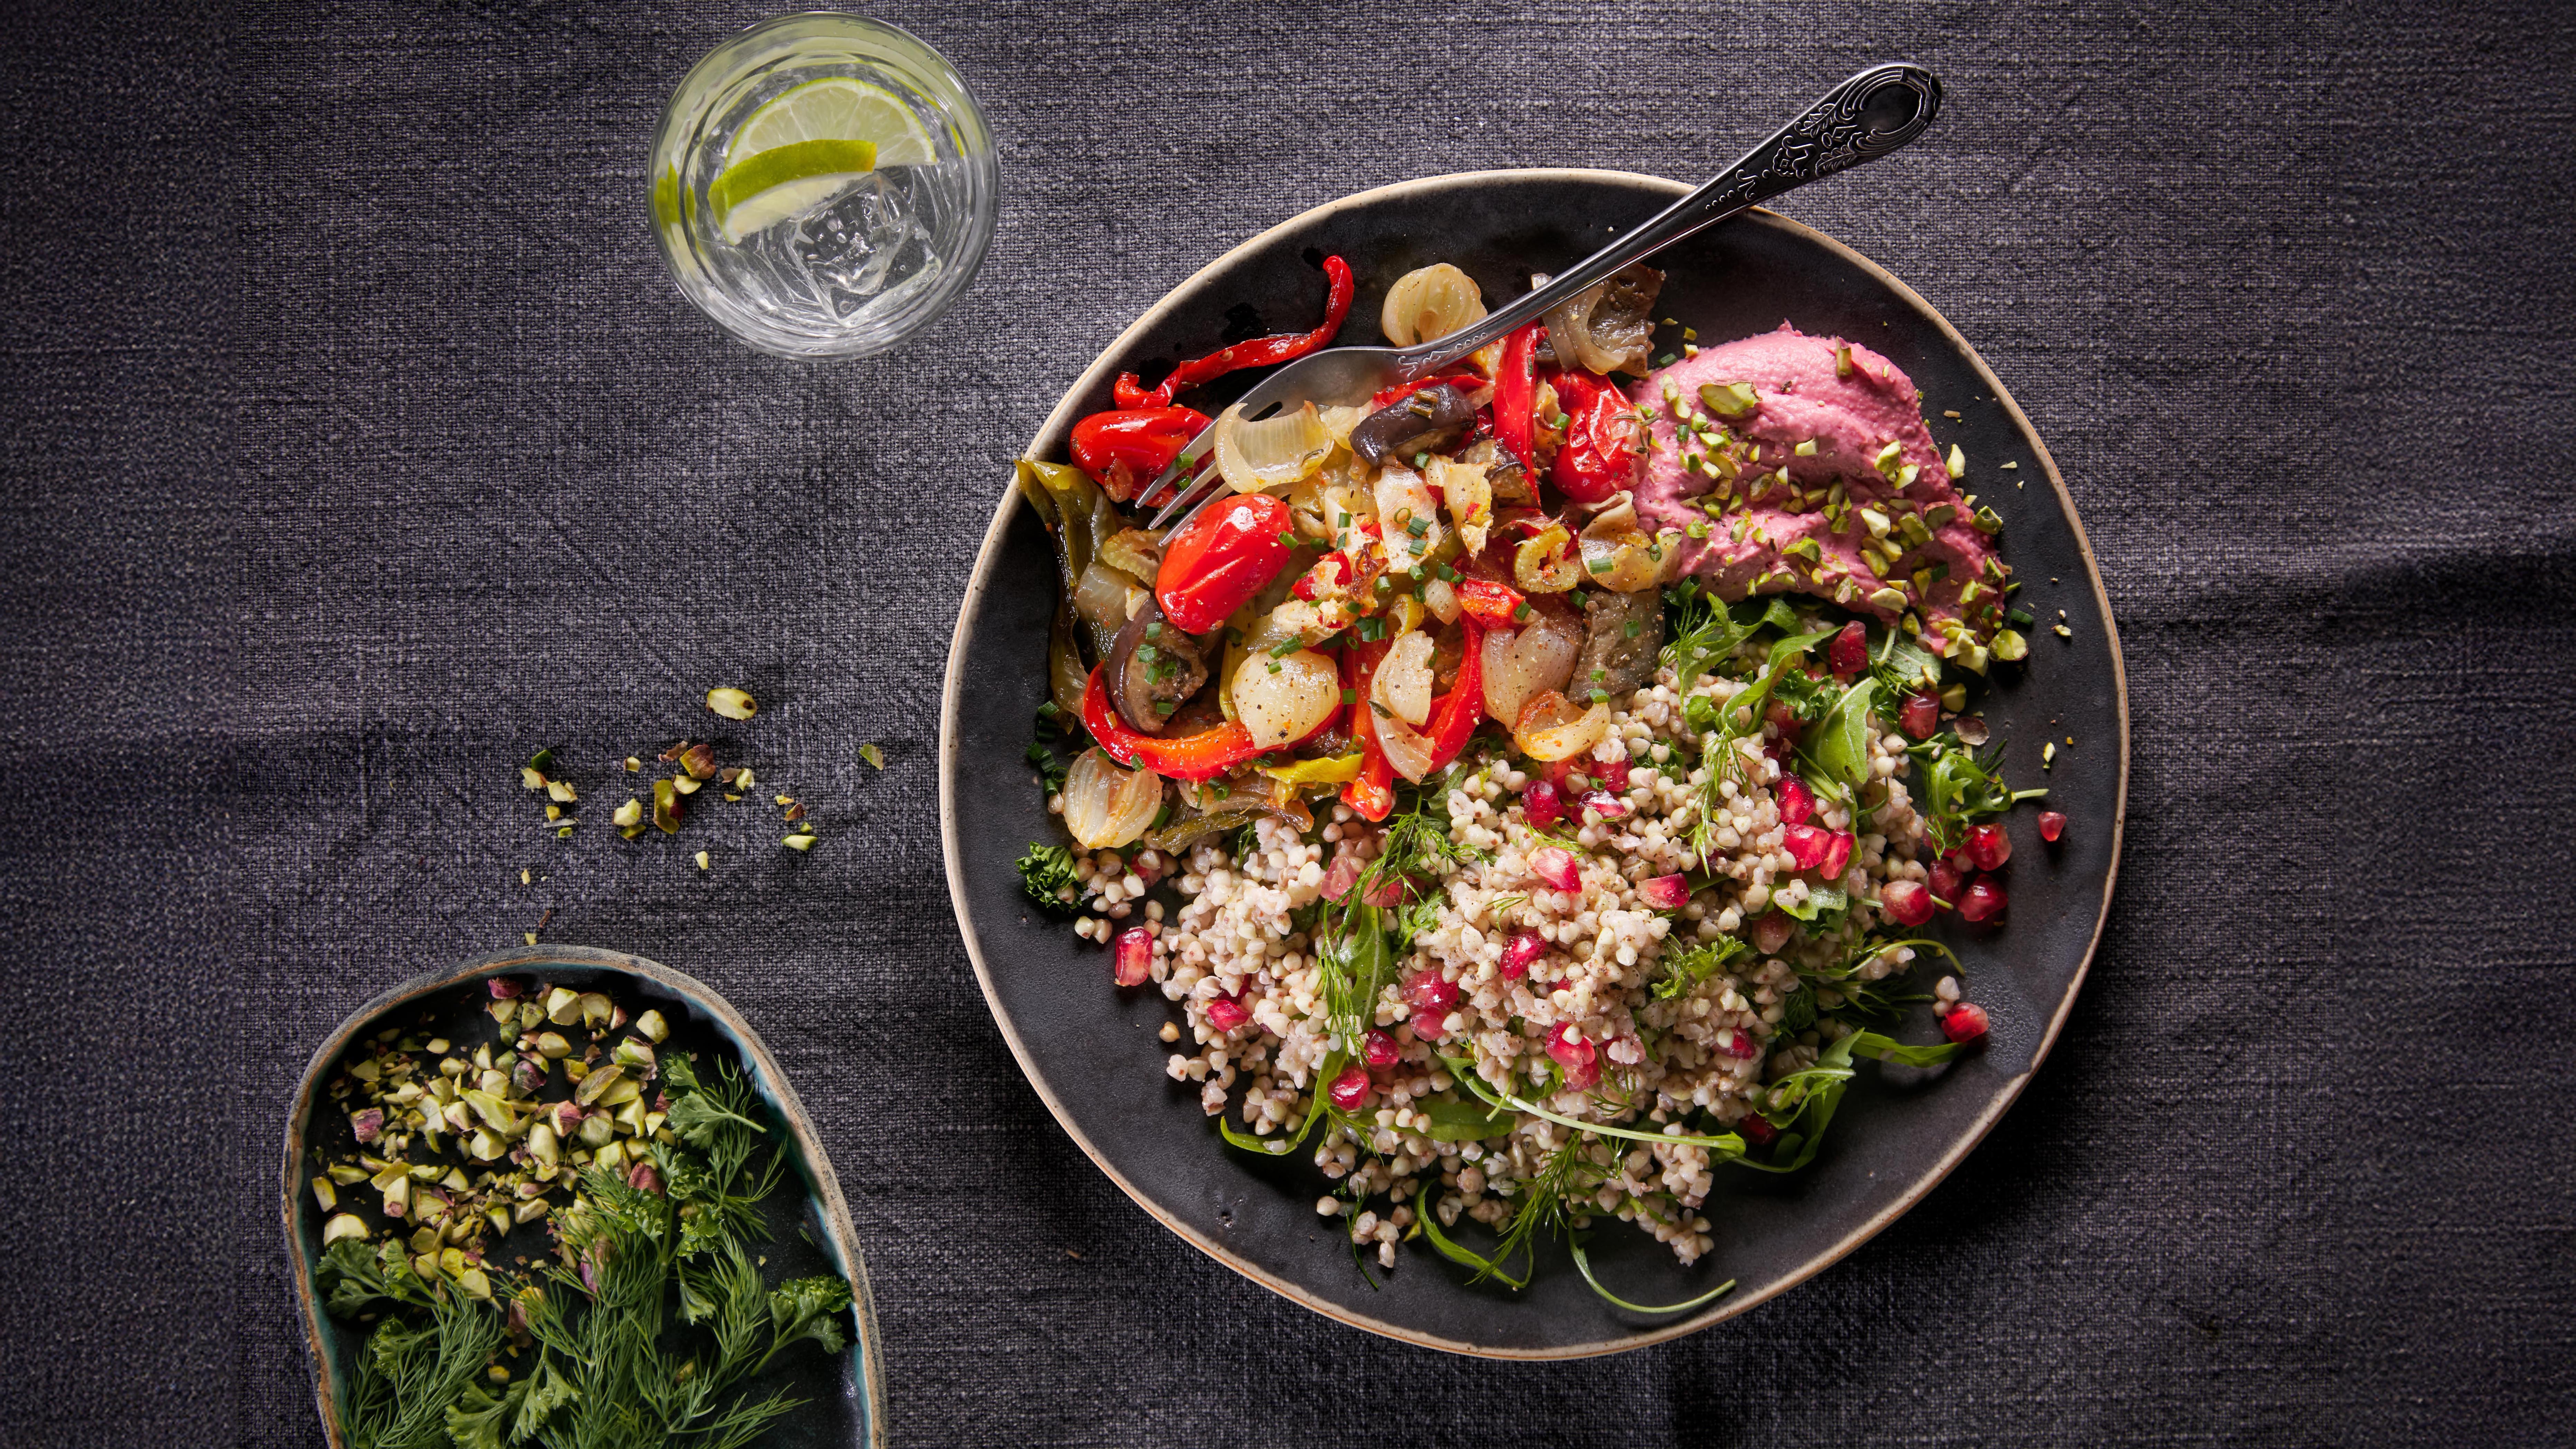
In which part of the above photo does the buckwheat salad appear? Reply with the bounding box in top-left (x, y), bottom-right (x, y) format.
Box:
top-left (1012, 256), bottom-right (2064, 1308)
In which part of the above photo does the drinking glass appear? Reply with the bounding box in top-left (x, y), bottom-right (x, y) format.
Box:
top-left (649, 12), bottom-right (998, 359)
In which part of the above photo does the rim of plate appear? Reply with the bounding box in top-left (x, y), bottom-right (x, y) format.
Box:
top-left (939, 167), bottom-right (2130, 1358)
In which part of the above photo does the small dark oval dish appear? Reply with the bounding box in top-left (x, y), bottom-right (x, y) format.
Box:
top-left (281, 944), bottom-right (889, 1447)
top-left (940, 170), bottom-right (2129, 1358)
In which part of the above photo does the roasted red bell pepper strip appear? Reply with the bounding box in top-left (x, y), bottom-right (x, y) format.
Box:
top-left (1492, 320), bottom-right (1545, 473)
top-left (1082, 666), bottom-right (1263, 782)
top-left (1418, 621), bottom-right (1487, 776)
top-left (1114, 256), bottom-right (1356, 409)
top-left (1339, 637), bottom-right (1394, 822)
top-left (1452, 578), bottom-right (1526, 630)
top-left (1155, 493), bottom-right (1295, 635)
top-left (1546, 369), bottom-right (1641, 505)
top-left (1070, 406), bottom-right (1210, 494)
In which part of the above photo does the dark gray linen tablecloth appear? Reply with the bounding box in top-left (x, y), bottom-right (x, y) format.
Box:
top-left (3, 0), bottom-right (2569, 1443)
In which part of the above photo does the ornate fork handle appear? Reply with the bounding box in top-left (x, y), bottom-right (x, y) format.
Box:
top-left (1399, 63), bottom-right (1941, 379)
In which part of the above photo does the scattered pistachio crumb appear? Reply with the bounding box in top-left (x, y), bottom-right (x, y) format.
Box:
top-left (695, 850), bottom-right (710, 871)
top-left (624, 756), bottom-right (641, 772)
top-left (524, 931), bottom-right (539, 945)
top-left (782, 833), bottom-right (818, 852)
top-left (1942, 409), bottom-right (1962, 419)
top-left (706, 687), bottom-right (757, 721)
top-left (859, 742), bottom-right (885, 769)
top-left (520, 869), bottom-right (531, 886)
top-left (2042, 743), bottom-right (2056, 769)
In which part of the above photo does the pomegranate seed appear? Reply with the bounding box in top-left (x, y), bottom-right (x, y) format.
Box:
top-left (1636, 873), bottom-right (1690, 910)
top-left (1942, 1001), bottom-right (1991, 1043)
top-left (1319, 851), bottom-right (1360, 901)
top-left (1578, 789), bottom-right (1631, 821)
top-left (1546, 1024), bottom-right (1600, 1090)
top-left (1927, 857), bottom-right (1964, 904)
top-left (1738, 1113), bottom-right (1779, 1146)
top-left (1881, 879), bottom-right (1935, 926)
top-left (1531, 846), bottom-right (1581, 893)
top-left (1957, 876), bottom-right (2007, 923)
top-left (1361, 1028), bottom-right (1400, 1068)
top-left (1522, 778), bottom-right (1563, 828)
top-left (1965, 822), bottom-right (2012, 872)
top-left (1752, 911), bottom-right (1796, 955)
top-left (1783, 823), bottom-right (1832, 871)
top-left (1360, 872), bottom-right (1413, 908)
top-left (1327, 1063), bottom-right (1371, 1110)
top-left (1206, 995), bottom-right (1250, 1034)
top-left (2038, 810), bottom-right (2067, 843)
top-left (1820, 830), bottom-right (1855, 880)
top-left (1112, 927), bottom-right (1153, 987)
top-left (1765, 699), bottom-right (1803, 744)
top-left (1899, 692), bottom-right (1940, 740)
top-left (1776, 773), bottom-right (1815, 827)
top-left (1498, 931), bottom-right (1547, 978)
top-left (1403, 968), bottom-right (1460, 1017)
top-left (1828, 619), bottom-right (1868, 676)
top-left (1715, 1027), bottom-right (1764, 1060)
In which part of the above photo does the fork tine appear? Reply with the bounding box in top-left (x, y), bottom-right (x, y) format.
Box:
top-left (1147, 463), bottom-right (1228, 533)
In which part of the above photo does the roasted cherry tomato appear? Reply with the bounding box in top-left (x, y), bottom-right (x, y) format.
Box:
top-left (1154, 493), bottom-right (1294, 635)
top-left (1546, 369), bottom-right (1642, 505)
top-left (1069, 406), bottom-right (1209, 500)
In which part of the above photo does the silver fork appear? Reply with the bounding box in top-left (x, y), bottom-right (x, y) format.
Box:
top-left (1145, 60), bottom-right (1941, 533)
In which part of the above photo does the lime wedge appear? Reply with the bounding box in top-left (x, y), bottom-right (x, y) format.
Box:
top-left (729, 76), bottom-right (936, 169)
top-left (709, 138), bottom-right (877, 242)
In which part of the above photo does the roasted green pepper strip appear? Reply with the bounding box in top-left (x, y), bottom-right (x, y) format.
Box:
top-left (1144, 808), bottom-right (1265, 854)
top-left (1047, 601), bottom-right (1088, 718)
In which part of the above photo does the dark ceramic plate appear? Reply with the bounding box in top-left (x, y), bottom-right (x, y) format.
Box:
top-left (940, 170), bottom-right (2128, 1357)
top-left (281, 945), bottom-right (889, 1446)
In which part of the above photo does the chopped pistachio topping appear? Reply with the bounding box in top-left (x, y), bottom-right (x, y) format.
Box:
top-left (1698, 381), bottom-right (1759, 419)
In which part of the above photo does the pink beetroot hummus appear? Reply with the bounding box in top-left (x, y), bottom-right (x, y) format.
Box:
top-left (1627, 323), bottom-right (2011, 659)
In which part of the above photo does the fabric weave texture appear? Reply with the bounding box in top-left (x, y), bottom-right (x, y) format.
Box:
top-left (0, 1), bottom-right (2569, 1444)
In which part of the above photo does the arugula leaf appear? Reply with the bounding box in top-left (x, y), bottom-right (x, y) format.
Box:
top-left (1440, 1054), bottom-right (1747, 1157)
top-left (1016, 843), bottom-right (1078, 912)
top-left (1414, 1095), bottom-right (1515, 1142)
top-left (1662, 587), bottom-right (1804, 696)
top-left (1804, 676), bottom-right (1877, 790)
top-left (1908, 734), bottom-right (2047, 853)
top-left (1414, 1182), bottom-right (1529, 1289)
top-left (1849, 1031), bottom-right (1967, 1068)
top-left (1772, 880), bottom-right (1854, 941)
top-left (1868, 624), bottom-right (1944, 700)
top-left (1568, 1232), bottom-right (1736, 1315)
top-left (1651, 937), bottom-right (1750, 1001)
